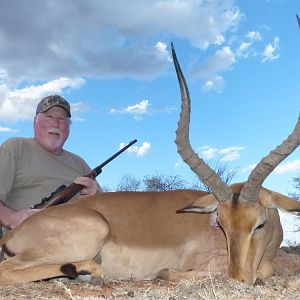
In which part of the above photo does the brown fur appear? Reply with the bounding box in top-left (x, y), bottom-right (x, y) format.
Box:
top-left (2, 244), bottom-right (15, 258)
top-left (0, 187), bottom-right (299, 285)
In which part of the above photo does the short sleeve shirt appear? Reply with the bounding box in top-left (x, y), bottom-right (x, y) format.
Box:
top-left (0, 137), bottom-right (93, 210)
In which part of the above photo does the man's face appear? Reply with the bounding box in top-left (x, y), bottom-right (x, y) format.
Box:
top-left (34, 106), bottom-right (70, 154)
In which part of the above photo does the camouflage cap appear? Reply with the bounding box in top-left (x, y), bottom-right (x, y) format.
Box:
top-left (36, 95), bottom-right (71, 117)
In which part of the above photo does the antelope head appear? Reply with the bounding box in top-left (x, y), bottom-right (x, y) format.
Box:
top-left (172, 42), bottom-right (300, 284)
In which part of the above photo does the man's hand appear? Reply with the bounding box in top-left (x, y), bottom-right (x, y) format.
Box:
top-left (74, 176), bottom-right (99, 196)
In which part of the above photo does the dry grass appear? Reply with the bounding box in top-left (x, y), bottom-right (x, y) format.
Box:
top-left (0, 271), bottom-right (300, 300)
top-left (1, 247), bottom-right (300, 299)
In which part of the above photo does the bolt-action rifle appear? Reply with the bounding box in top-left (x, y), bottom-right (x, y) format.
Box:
top-left (32, 139), bottom-right (137, 209)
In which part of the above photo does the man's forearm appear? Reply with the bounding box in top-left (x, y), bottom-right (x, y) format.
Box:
top-left (0, 200), bottom-right (39, 229)
top-left (0, 200), bottom-right (17, 228)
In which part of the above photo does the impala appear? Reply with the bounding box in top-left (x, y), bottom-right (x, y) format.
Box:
top-left (0, 44), bottom-right (300, 286)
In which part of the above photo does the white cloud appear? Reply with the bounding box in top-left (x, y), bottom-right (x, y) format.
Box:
top-left (243, 160), bottom-right (300, 175)
top-left (241, 164), bottom-right (256, 173)
top-left (202, 47), bottom-right (236, 75)
top-left (262, 36), bottom-right (280, 62)
top-left (0, 78), bottom-right (85, 123)
top-left (71, 102), bottom-right (88, 113)
top-left (274, 160), bottom-right (300, 174)
top-left (0, 126), bottom-right (17, 132)
top-left (191, 28), bottom-right (276, 92)
top-left (125, 100), bottom-right (149, 115)
top-left (0, 1), bottom-right (275, 98)
top-left (202, 75), bottom-right (225, 92)
top-left (239, 41), bottom-right (252, 51)
top-left (236, 30), bottom-right (263, 59)
top-left (193, 46), bottom-right (236, 92)
top-left (120, 141), bottom-right (151, 157)
top-left (218, 146), bottom-right (245, 161)
top-left (110, 100), bottom-right (150, 119)
top-left (200, 145), bottom-right (244, 161)
top-left (155, 42), bottom-right (172, 62)
top-left (0, 1), bottom-right (242, 85)
top-left (0, 68), bottom-right (8, 83)
top-left (201, 146), bottom-right (219, 159)
top-left (174, 158), bottom-right (182, 168)
top-left (246, 31), bottom-right (262, 41)
top-left (188, 25), bottom-right (280, 93)
top-left (236, 42), bottom-right (252, 58)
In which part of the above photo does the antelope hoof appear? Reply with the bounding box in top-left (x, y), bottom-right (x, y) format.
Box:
top-left (75, 274), bottom-right (92, 282)
top-left (155, 268), bottom-right (169, 281)
top-left (90, 276), bottom-right (104, 287)
top-left (254, 278), bottom-right (265, 286)
top-left (74, 274), bottom-right (104, 287)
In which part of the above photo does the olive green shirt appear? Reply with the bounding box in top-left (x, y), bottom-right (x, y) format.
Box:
top-left (0, 137), bottom-right (93, 210)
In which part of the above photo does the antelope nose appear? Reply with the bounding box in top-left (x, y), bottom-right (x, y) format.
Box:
top-left (228, 271), bottom-right (254, 285)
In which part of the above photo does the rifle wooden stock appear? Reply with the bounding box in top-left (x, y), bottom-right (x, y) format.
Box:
top-left (32, 139), bottom-right (137, 209)
top-left (40, 182), bottom-right (84, 208)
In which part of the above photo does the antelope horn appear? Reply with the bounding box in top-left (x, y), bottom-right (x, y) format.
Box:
top-left (240, 17), bottom-right (300, 203)
top-left (172, 42), bottom-right (233, 202)
top-left (240, 115), bottom-right (300, 203)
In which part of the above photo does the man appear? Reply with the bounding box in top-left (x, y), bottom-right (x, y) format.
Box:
top-left (0, 95), bottom-right (99, 229)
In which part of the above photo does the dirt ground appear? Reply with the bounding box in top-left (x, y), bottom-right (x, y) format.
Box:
top-left (1, 248), bottom-right (300, 300)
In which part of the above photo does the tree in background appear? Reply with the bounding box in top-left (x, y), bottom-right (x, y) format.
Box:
top-left (191, 161), bottom-right (237, 192)
top-left (143, 174), bottom-right (186, 191)
top-left (116, 174), bottom-right (142, 192)
top-left (288, 174), bottom-right (300, 234)
top-left (289, 174), bottom-right (300, 201)
top-left (115, 161), bottom-right (236, 192)
top-left (116, 173), bottom-right (187, 192)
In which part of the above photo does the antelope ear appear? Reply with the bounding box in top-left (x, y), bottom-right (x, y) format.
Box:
top-left (176, 194), bottom-right (219, 214)
top-left (259, 187), bottom-right (300, 215)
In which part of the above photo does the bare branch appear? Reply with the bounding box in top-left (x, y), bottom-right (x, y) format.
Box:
top-left (143, 174), bottom-right (186, 191)
top-left (191, 160), bottom-right (237, 192)
top-left (116, 174), bottom-right (142, 191)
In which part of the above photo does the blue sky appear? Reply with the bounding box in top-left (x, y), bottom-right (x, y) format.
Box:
top-left (0, 1), bottom-right (300, 243)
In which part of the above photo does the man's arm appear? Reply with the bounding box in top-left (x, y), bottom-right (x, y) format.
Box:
top-left (0, 200), bottom-right (38, 229)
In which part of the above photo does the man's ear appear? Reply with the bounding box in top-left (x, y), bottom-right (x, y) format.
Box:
top-left (259, 187), bottom-right (300, 215)
top-left (176, 194), bottom-right (219, 214)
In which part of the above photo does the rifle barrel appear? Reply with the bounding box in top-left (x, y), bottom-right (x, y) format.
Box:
top-left (93, 139), bottom-right (137, 176)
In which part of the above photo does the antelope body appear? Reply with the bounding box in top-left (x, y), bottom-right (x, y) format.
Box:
top-left (0, 44), bottom-right (300, 286)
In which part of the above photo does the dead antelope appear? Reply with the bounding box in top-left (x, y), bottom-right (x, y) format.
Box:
top-left (0, 45), bottom-right (300, 287)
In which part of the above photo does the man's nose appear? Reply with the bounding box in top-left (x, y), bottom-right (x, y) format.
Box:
top-left (51, 117), bottom-right (60, 127)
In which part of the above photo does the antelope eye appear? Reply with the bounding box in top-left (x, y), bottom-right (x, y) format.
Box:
top-left (255, 222), bottom-right (266, 231)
